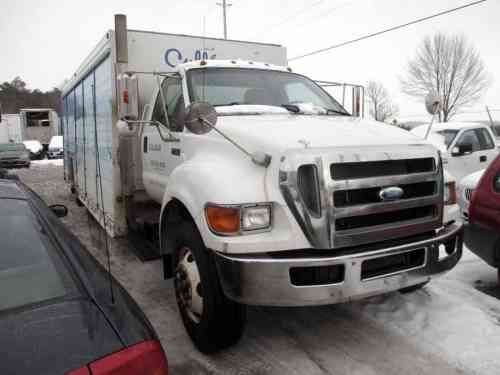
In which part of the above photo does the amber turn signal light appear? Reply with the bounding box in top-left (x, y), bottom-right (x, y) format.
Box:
top-left (206, 206), bottom-right (240, 234)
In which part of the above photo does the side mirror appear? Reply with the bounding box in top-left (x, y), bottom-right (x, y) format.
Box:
top-left (184, 102), bottom-right (217, 135)
top-left (451, 143), bottom-right (473, 156)
top-left (49, 204), bottom-right (68, 218)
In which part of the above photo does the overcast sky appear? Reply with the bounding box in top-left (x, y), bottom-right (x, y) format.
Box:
top-left (0, 0), bottom-right (498, 122)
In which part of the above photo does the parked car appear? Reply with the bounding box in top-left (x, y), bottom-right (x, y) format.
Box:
top-left (0, 179), bottom-right (168, 375)
top-left (463, 154), bottom-right (500, 282)
top-left (0, 142), bottom-right (30, 168)
top-left (48, 135), bottom-right (64, 159)
top-left (411, 122), bottom-right (498, 181)
top-left (23, 139), bottom-right (44, 159)
top-left (457, 169), bottom-right (486, 220)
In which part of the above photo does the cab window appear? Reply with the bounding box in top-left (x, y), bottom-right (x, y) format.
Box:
top-left (151, 76), bottom-right (185, 132)
top-left (476, 128), bottom-right (495, 150)
top-left (456, 130), bottom-right (481, 152)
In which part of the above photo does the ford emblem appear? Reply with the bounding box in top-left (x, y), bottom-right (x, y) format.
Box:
top-left (379, 186), bottom-right (404, 201)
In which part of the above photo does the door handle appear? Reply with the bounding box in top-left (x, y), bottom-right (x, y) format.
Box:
top-left (171, 148), bottom-right (181, 156)
top-left (480, 155), bottom-right (487, 162)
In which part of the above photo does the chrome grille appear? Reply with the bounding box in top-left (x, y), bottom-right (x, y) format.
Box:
top-left (465, 188), bottom-right (474, 201)
top-left (279, 145), bottom-right (443, 249)
top-left (297, 164), bottom-right (321, 217)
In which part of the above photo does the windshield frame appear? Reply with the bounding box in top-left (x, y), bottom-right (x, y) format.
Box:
top-left (436, 129), bottom-right (460, 149)
top-left (185, 67), bottom-right (350, 116)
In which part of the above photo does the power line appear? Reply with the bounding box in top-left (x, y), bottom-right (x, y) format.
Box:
top-left (251, 0), bottom-right (326, 39)
top-left (289, 0), bottom-right (488, 61)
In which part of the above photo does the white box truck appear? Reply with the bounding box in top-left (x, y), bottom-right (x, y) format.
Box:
top-left (62, 15), bottom-right (463, 353)
top-left (0, 114), bottom-right (22, 143)
top-left (20, 108), bottom-right (59, 150)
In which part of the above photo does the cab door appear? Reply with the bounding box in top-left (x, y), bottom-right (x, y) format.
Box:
top-left (142, 75), bottom-right (185, 202)
top-left (448, 129), bottom-right (482, 181)
top-left (476, 127), bottom-right (498, 168)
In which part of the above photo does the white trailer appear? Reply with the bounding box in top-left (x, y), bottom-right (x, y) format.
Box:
top-left (19, 108), bottom-right (59, 149)
top-left (62, 15), bottom-right (463, 353)
top-left (0, 114), bottom-right (23, 143)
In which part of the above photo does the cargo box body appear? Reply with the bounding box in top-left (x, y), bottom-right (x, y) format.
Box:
top-left (20, 109), bottom-right (59, 147)
top-left (0, 114), bottom-right (23, 143)
top-left (61, 28), bottom-right (286, 236)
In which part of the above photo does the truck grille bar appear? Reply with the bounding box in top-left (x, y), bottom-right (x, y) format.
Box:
top-left (279, 145), bottom-right (443, 249)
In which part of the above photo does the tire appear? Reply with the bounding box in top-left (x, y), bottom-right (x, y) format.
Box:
top-left (399, 281), bottom-right (429, 294)
top-left (173, 220), bottom-right (246, 353)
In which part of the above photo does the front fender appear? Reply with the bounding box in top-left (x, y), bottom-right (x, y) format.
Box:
top-left (160, 156), bottom-right (268, 252)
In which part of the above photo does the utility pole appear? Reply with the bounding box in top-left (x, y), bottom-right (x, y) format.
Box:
top-left (216, 0), bottom-right (232, 39)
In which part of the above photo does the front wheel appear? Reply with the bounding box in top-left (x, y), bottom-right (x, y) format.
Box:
top-left (173, 221), bottom-right (246, 353)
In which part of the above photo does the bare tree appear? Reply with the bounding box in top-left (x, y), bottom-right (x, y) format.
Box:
top-left (401, 33), bottom-right (491, 122)
top-left (366, 81), bottom-right (399, 122)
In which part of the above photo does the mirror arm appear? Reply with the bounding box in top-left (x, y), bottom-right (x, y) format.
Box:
top-left (152, 121), bottom-right (180, 143)
top-left (121, 119), bottom-right (179, 142)
top-left (198, 116), bottom-right (271, 167)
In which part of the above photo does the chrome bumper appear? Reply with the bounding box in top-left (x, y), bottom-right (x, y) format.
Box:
top-left (214, 221), bottom-right (463, 306)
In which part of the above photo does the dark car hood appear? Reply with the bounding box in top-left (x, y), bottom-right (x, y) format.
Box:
top-left (0, 298), bottom-right (123, 375)
top-left (0, 151), bottom-right (25, 159)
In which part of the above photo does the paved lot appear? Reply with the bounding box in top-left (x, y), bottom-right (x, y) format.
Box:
top-left (14, 161), bottom-right (500, 375)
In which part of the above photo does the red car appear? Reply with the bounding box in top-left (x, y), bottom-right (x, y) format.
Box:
top-left (465, 154), bottom-right (500, 281)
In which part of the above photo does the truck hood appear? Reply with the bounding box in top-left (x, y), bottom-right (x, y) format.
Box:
top-left (216, 114), bottom-right (427, 153)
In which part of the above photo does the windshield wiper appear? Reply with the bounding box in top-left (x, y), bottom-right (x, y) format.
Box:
top-left (213, 102), bottom-right (242, 107)
top-left (325, 108), bottom-right (350, 116)
top-left (281, 104), bottom-right (300, 113)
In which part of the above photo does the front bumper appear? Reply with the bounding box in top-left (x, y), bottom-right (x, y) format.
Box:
top-left (214, 221), bottom-right (463, 306)
top-left (0, 159), bottom-right (30, 168)
top-left (464, 223), bottom-right (500, 268)
top-left (48, 150), bottom-right (63, 158)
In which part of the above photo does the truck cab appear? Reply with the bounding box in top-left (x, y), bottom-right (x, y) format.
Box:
top-left (131, 59), bottom-right (464, 352)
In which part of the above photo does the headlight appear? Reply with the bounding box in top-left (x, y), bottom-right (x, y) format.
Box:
top-left (241, 205), bottom-right (272, 231)
top-left (444, 181), bottom-right (457, 205)
top-left (205, 203), bottom-right (272, 235)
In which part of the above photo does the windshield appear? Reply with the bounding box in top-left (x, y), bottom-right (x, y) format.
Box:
top-left (437, 130), bottom-right (459, 148)
top-left (0, 143), bottom-right (26, 152)
top-left (187, 68), bottom-right (348, 115)
top-left (0, 199), bottom-right (77, 311)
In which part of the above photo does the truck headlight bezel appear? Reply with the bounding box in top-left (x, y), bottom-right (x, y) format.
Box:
top-left (444, 181), bottom-right (457, 205)
top-left (205, 203), bottom-right (272, 235)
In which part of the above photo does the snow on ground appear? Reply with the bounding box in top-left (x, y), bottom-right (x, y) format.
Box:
top-left (355, 262), bottom-right (500, 375)
top-left (31, 158), bottom-right (63, 167)
top-left (11, 162), bottom-right (500, 375)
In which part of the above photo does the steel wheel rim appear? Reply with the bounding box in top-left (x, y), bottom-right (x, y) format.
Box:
top-left (175, 246), bottom-right (203, 323)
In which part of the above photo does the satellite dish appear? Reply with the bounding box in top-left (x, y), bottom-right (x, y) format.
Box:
top-left (425, 92), bottom-right (442, 115)
top-left (184, 102), bottom-right (217, 135)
